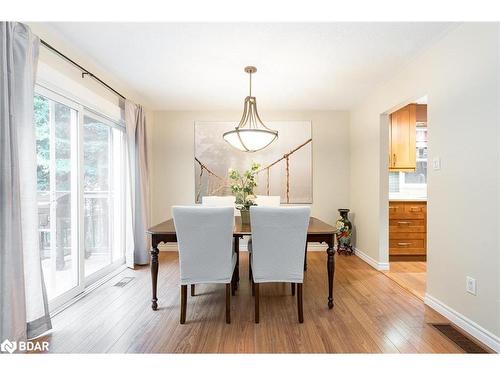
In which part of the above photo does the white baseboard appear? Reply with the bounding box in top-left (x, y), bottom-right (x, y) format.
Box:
top-left (305, 243), bottom-right (329, 251)
top-left (159, 242), bottom-right (328, 252)
top-left (354, 247), bottom-right (389, 271)
top-left (159, 243), bottom-right (178, 251)
top-left (424, 293), bottom-right (499, 353)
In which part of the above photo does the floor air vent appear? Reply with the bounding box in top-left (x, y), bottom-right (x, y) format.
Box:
top-left (114, 277), bottom-right (135, 287)
top-left (431, 324), bottom-right (488, 353)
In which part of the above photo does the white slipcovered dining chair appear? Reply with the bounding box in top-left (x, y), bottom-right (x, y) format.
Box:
top-left (201, 195), bottom-right (240, 285)
top-left (248, 195), bottom-right (281, 280)
top-left (249, 206), bottom-right (311, 323)
top-left (171, 206), bottom-right (237, 324)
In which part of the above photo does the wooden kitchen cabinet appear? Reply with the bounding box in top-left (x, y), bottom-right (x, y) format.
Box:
top-left (416, 104), bottom-right (427, 123)
top-left (389, 201), bottom-right (427, 260)
top-left (389, 104), bottom-right (417, 171)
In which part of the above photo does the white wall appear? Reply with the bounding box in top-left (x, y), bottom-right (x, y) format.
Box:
top-left (150, 111), bottom-right (350, 226)
top-left (350, 23), bottom-right (500, 345)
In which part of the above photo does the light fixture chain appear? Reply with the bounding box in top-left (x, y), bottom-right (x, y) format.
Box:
top-left (249, 71), bottom-right (252, 97)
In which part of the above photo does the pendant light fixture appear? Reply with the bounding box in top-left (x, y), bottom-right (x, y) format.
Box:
top-left (223, 66), bottom-right (278, 152)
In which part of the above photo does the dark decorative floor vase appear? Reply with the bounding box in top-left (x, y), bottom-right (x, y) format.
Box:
top-left (336, 209), bottom-right (354, 255)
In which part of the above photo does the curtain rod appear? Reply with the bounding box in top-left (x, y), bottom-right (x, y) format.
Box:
top-left (40, 39), bottom-right (127, 100)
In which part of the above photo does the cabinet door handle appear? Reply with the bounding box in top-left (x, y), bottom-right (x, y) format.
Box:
top-left (397, 242), bottom-right (411, 246)
top-left (409, 207), bottom-right (421, 212)
top-left (397, 221), bottom-right (410, 225)
top-left (389, 206), bottom-right (396, 210)
top-left (393, 153), bottom-right (396, 166)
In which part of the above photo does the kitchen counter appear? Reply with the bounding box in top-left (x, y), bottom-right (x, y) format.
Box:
top-left (389, 197), bottom-right (427, 202)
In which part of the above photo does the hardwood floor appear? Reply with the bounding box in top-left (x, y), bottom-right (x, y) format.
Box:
top-left (383, 261), bottom-right (426, 300)
top-left (33, 252), bottom-right (466, 353)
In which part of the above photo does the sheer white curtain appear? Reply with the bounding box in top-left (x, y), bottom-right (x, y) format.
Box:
top-left (125, 100), bottom-right (151, 267)
top-left (0, 22), bottom-right (52, 341)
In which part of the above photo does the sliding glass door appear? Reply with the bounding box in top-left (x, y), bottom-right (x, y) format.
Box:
top-left (35, 92), bottom-right (80, 303)
top-left (83, 113), bottom-right (125, 282)
top-left (34, 86), bottom-right (125, 310)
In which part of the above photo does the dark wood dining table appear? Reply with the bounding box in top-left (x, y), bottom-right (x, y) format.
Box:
top-left (147, 216), bottom-right (337, 311)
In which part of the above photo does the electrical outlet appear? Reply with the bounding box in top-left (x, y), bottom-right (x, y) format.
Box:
top-left (432, 157), bottom-right (441, 170)
top-left (466, 276), bottom-right (477, 295)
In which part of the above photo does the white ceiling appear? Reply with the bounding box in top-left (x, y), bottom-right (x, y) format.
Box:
top-left (41, 23), bottom-right (454, 111)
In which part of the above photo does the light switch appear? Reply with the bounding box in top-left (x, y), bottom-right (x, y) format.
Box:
top-left (466, 276), bottom-right (477, 295)
top-left (432, 157), bottom-right (441, 170)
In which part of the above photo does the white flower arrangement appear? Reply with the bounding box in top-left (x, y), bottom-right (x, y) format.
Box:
top-left (228, 163), bottom-right (260, 211)
top-left (245, 195), bottom-right (256, 204)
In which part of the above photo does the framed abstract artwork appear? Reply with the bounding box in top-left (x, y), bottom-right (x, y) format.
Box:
top-left (194, 121), bottom-right (312, 204)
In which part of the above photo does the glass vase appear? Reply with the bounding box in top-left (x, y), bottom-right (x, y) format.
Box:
top-left (240, 209), bottom-right (250, 225)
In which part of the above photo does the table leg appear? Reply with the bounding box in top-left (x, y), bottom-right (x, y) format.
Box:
top-left (151, 239), bottom-right (160, 311)
top-left (234, 236), bottom-right (240, 288)
top-left (327, 238), bottom-right (335, 309)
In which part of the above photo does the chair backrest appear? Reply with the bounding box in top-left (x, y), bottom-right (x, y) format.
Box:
top-left (255, 195), bottom-right (281, 207)
top-left (250, 206), bottom-right (310, 283)
top-left (201, 195), bottom-right (238, 216)
top-left (201, 195), bottom-right (236, 207)
top-left (172, 206), bottom-right (235, 284)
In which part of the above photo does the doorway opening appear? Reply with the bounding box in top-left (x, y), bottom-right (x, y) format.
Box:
top-left (382, 96), bottom-right (428, 300)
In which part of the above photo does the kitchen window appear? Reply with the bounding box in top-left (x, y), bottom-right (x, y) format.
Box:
top-left (389, 125), bottom-right (427, 196)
